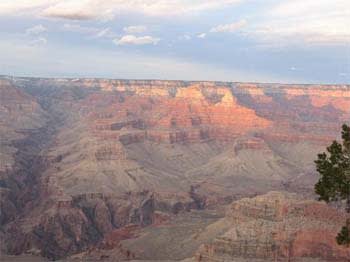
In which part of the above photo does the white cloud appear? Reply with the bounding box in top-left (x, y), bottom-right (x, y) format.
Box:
top-left (179, 34), bottom-right (192, 41)
top-left (123, 25), bottom-right (147, 34)
top-left (0, 0), bottom-right (243, 20)
top-left (250, 0), bottom-right (350, 45)
top-left (268, 0), bottom-right (345, 17)
top-left (25, 24), bottom-right (48, 46)
top-left (0, 0), bottom-right (50, 15)
top-left (42, 1), bottom-right (106, 20)
top-left (210, 19), bottom-right (247, 33)
top-left (62, 23), bottom-right (96, 34)
top-left (26, 24), bottom-right (47, 35)
top-left (30, 37), bottom-right (47, 46)
top-left (62, 23), bottom-right (116, 38)
top-left (94, 28), bottom-right (115, 38)
top-left (114, 35), bottom-right (160, 45)
top-left (197, 33), bottom-right (206, 39)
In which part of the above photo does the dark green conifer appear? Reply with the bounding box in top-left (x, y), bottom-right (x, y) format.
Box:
top-left (315, 124), bottom-right (350, 246)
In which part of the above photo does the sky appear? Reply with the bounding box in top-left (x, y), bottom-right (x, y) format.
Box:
top-left (0, 0), bottom-right (349, 84)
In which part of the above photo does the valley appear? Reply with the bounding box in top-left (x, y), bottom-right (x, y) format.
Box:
top-left (0, 76), bottom-right (349, 261)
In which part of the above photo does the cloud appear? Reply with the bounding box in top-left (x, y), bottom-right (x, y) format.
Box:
top-left (123, 25), bottom-right (147, 34)
top-left (26, 24), bottom-right (47, 35)
top-left (94, 28), bottom-right (115, 38)
top-left (0, 0), bottom-right (243, 20)
top-left (0, 1), bottom-right (50, 15)
top-left (42, 1), bottom-right (105, 20)
top-left (268, 0), bottom-right (345, 17)
top-left (30, 37), bottom-right (47, 46)
top-left (179, 34), bottom-right (192, 41)
top-left (114, 35), bottom-right (160, 45)
top-left (62, 23), bottom-right (116, 38)
top-left (210, 19), bottom-right (247, 33)
top-left (250, 0), bottom-right (350, 45)
top-left (62, 23), bottom-right (96, 34)
top-left (197, 33), bottom-right (206, 39)
top-left (25, 24), bottom-right (47, 46)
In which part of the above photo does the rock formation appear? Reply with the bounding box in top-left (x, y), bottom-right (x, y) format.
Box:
top-left (195, 192), bottom-right (350, 261)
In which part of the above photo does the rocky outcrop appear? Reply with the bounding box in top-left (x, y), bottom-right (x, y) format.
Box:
top-left (195, 192), bottom-right (350, 261)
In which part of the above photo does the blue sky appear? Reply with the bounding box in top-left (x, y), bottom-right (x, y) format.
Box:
top-left (0, 0), bottom-right (349, 84)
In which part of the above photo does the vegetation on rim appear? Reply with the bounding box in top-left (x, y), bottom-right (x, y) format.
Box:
top-left (315, 124), bottom-right (350, 246)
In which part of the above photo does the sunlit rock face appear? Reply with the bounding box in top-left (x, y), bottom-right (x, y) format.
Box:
top-left (87, 84), bottom-right (271, 145)
top-left (0, 76), bottom-right (349, 260)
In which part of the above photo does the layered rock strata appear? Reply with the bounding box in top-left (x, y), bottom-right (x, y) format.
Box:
top-left (195, 192), bottom-right (350, 261)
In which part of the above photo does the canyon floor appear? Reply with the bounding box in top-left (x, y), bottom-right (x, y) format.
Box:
top-left (0, 76), bottom-right (349, 261)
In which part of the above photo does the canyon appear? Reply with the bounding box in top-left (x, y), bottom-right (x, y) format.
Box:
top-left (0, 76), bottom-right (349, 261)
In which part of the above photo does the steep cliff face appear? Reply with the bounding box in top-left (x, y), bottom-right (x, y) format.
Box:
top-left (195, 192), bottom-right (350, 261)
top-left (4, 191), bottom-right (156, 260)
top-left (1, 77), bottom-right (349, 260)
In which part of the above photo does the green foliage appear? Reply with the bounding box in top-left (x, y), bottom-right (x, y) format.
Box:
top-left (314, 140), bottom-right (349, 203)
top-left (342, 124), bottom-right (350, 151)
top-left (315, 124), bottom-right (350, 246)
top-left (336, 220), bottom-right (350, 246)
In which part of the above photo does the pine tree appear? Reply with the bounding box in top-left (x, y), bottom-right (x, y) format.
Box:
top-left (315, 124), bottom-right (350, 246)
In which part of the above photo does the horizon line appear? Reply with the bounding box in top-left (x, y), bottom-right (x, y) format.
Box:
top-left (1, 74), bottom-right (349, 87)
